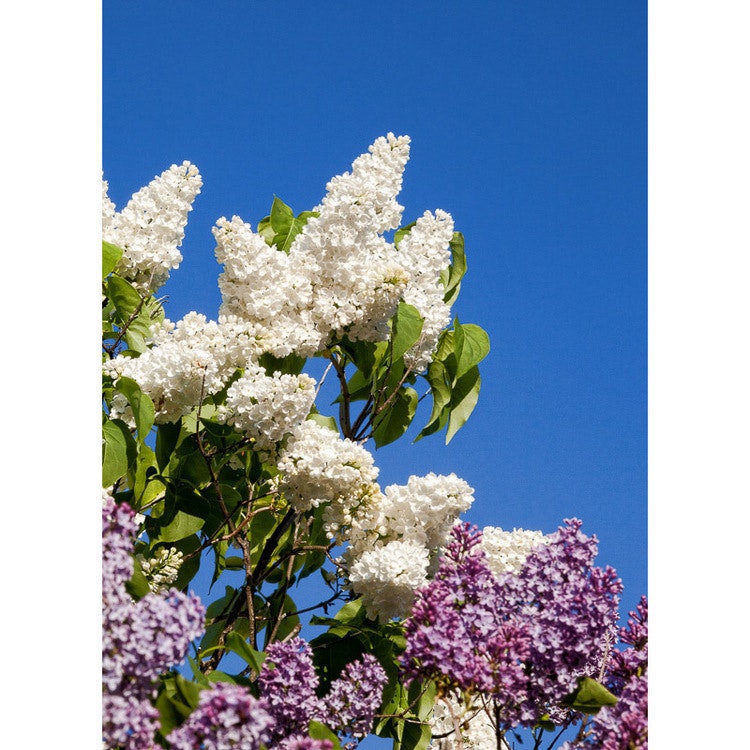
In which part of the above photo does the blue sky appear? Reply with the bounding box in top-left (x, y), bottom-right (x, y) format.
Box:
top-left (103, 0), bottom-right (646, 646)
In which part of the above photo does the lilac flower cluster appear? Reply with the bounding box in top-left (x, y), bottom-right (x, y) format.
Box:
top-left (402, 519), bottom-right (623, 729)
top-left (166, 682), bottom-right (274, 750)
top-left (256, 636), bottom-right (387, 747)
top-left (323, 653), bottom-right (389, 743)
top-left (102, 495), bottom-right (206, 750)
top-left (258, 637), bottom-right (325, 746)
top-left (581, 596), bottom-right (648, 750)
top-left (285, 739), bottom-right (335, 750)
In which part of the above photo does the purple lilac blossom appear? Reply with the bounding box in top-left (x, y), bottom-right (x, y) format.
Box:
top-left (581, 596), bottom-right (648, 750)
top-left (284, 739), bottom-right (334, 750)
top-left (323, 653), bottom-right (388, 743)
top-left (166, 682), bottom-right (274, 750)
top-left (102, 495), bottom-right (206, 750)
top-left (257, 636), bottom-right (324, 744)
top-left (102, 692), bottom-right (161, 750)
top-left (502, 517), bottom-right (623, 723)
top-left (103, 494), bottom-right (139, 598)
top-left (402, 523), bottom-right (531, 698)
top-left (402, 519), bottom-right (623, 730)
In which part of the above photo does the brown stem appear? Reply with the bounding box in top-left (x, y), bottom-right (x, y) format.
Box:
top-left (329, 352), bottom-right (354, 439)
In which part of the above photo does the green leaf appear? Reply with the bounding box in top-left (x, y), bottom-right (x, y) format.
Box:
top-left (562, 676), bottom-right (618, 714)
top-left (156, 673), bottom-right (204, 739)
top-left (172, 673), bottom-right (202, 710)
top-left (248, 508), bottom-right (277, 566)
top-left (102, 418), bottom-right (136, 486)
top-left (307, 721), bottom-right (343, 749)
top-left (102, 241), bottom-right (123, 278)
top-left (225, 631), bottom-right (267, 674)
top-left (373, 386), bottom-right (418, 448)
top-left (131, 444), bottom-right (165, 507)
top-left (398, 720), bottom-right (432, 750)
top-left (415, 360), bottom-right (452, 441)
top-left (257, 214), bottom-right (275, 245)
top-left (155, 420), bottom-right (182, 472)
top-left (332, 367), bottom-right (371, 404)
top-left (441, 232), bottom-right (467, 305)
top-left (155, 692), bottom-right (187, 738)
top-left (452, 320), bottom-right (490, 382)
top-left (445, 366), bottom-right (481, 444)
top-left (169, 534), bottom-right (202, 590)
top-left (107, 274), bottom-right (144, 324)
top-left (114, 376), bottom-right (155, 437)
top-left (269, 197), bottom-right (318, 253)
top-left (259, 351), bottom-right (307, 376)
top-left (391, 302), bottom-right (424, 364)
top-left (125, 555), bottom-right (152, 599)
top-left (334, 598), bottom-right (366, 624)
top-left (307, 412), bottom-right (339, 432)
top-left (409, 678), bottom-right (437, 722)
top-left (270, 196), bottom-right (294, 234)
top-left (152, 509), bottom-right (206, 543)
top-left (339, 339), bottom-right (388, 379)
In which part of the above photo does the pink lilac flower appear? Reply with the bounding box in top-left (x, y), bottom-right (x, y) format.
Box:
top-left (580, 596), bottom-right (648, 750)
top-left (166, 682), bottom-right (274, 750)
top-left (502, 517), bottom-right (623, 723)
top-left (402, 519), bottom-right (623, 729)
top-left (257, 637), bottom-right (324, 743)
top-left (102, 495), bottom-right (205, 750)
top-left (323, 653), bottom-right (388, 743)
top-left (102, 692), bottom-right (161, 750)
top-left (285, 739), bottom-right (334, 750)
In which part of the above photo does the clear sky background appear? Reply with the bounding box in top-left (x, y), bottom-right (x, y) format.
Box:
top-left (7, 2), bottom-right (750, 748)
top-left (102, 0), bottom-right (647, 651)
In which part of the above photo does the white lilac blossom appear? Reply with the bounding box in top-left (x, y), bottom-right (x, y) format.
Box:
top-left (276, 419), bottom-right (380, 515)
top-left (217, 364), bottom-right (317, 450)
top-left (396, 209), bottom-right (455, 371)
top-left (339, 473), bottom-right (474, 621)
top-left (104, 312), bottom-right (234, 423)
top-left (429, 695), bottom-right (498, 750)
top-left (105, 136), bottom-right (459, 428)
top-left (479, 525), bottom-right (549, 576)
top-left (291, 133), bottom-right (412, 347)
top-left (213, 214), bottom-right (318, 357)
top-left (347, 539), bottom-right (430, 621)
top-left (102, 162), bottom-right (202, 292)
top-left (376, 472), bottom-right (475, 551)
top-left (212, 134), bottom-right (455, 363)
top-left (137, 546), bottom-right (184, 594)
top-left (102, 495), bottom-right (205, 750)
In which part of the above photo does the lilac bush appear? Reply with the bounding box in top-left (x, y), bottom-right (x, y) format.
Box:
top-left (101, 137), bottom-right (646, 749)
top-left (402, 519), bottom-right (623, 731)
